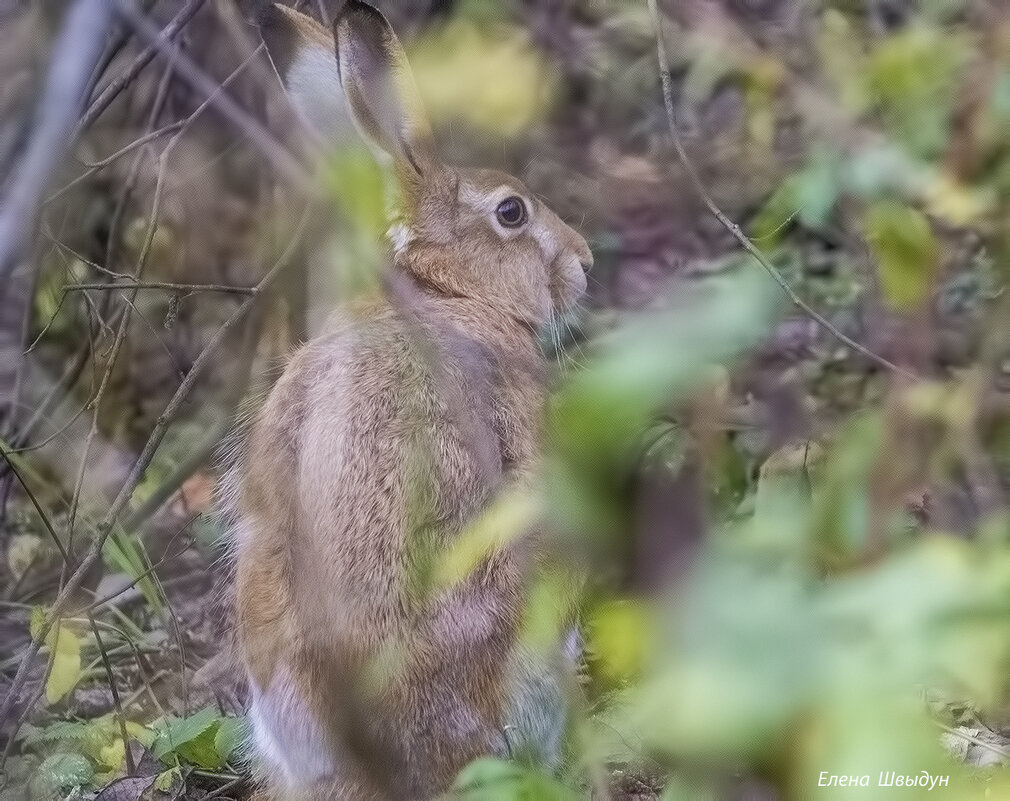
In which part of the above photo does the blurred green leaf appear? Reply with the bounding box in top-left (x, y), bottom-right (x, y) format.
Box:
top-left (29, 752), bottom-right (93, 799)
top-left (410, 20), bottom-right (554, 137)
top-left (817, 9), bottom-right (869, 114)
top-left (866, 26), bottom-right (967, 157)
top-left (453, 757), bottom-right (578, 800)
top-left (549, 269), bottom-right (779, 538)
top-left (589, 599), bottom-right (652, 683)
top-left (865, 200), bottom-right (938, 311)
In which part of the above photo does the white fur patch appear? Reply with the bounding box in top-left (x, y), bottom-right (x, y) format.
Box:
top-left (249, 666), bottom-right (334, 788)
top-left (387, 221), bottom-right (414, 258)
top-left (286, 45), bottom-right (354, 144)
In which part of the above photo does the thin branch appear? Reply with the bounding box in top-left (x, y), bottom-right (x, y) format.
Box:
top-left (74, 532), bottom-right (193, 616)
top-left (0, 443), bottom-right (68, 564)
top-left (45, 122), bottom-right (185, 204)
top-left (112, 0), bottom-right (310, 190)
top-left (0, 0), bottom-right (115, 305)
top-left (87, 615), bottom-right (136, 775)
top-left (65, 281), bottom-right (257, 296)
top-left (80, 0), bottom-right (159, 105)
top-left (65, 43), bottom-right (263, 548)
top-left (0, 204), bottom-right (311, 727)
top-left (75, 0), bottom-right (205, 138)
top-left (645, 0), bottom-right (914, 381)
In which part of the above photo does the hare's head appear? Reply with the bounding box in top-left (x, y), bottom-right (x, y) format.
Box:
top-left (260, 1), bottom-right (592, 328)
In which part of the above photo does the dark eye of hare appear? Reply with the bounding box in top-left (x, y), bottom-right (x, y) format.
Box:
top-left (495, 196), bottom-right (527, 228)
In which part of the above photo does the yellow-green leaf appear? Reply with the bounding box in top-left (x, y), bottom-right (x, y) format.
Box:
top-left (45, 623), bottom-right (82, 704)
top-left (97, 737), bottom-right (126, 774)
top-left (589, 599), bottom-right (652, 682)
top-left (154, 767), bottom-right (183, 792)
top-left (865, 201), bottom-right (938, 311)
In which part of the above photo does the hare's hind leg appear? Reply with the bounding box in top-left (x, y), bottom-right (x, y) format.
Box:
top-left (502, 634), bottom-right (580, 770)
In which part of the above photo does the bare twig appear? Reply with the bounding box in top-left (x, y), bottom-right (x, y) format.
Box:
top-left (65, 44), bottom-right (262, 548)
top-left (76, 0), bottom-right (205, 138)
top-left (0, 436), bottom-right (133, 775)
top-left (112, 0), bottom-right (311, 190)
top-left (87, 615), bottom-right (136, 775)
top-left (75, 529), bottom-right (194, 616)
top-left (81, 0), bottom-right (159, 105)
top-left (0, 0), bottom-right (115, 305)
top-left (65, 281), bottom-right (257, 296)
top-left (0, 442), bottom-right (68, 564)
top-left (645, 0), bottom-right (914, 381)
top-left (45, 121), bottom-right (185, 204)
top-left (0, 204), bottom-right (310, 727)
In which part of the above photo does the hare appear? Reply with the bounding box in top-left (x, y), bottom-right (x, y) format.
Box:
top-left (230, 3), bottom-right (592, 799)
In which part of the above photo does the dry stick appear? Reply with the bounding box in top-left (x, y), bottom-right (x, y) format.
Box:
top-left (80, 0), bottom-right (160, 105)
top-left (75, 536), bottom-right (194, 616)
top-left (644, 0), bottom-right (914, 381)
top-left (0, 442), bottom-right (134, 776)
top-left (0, 0), bottom-right (115, 303)
top-left (65, 281), bottom-right (257, 296)
top-left (58, 50), bottom-right (265, 720)
top-left (0, 444), bottom-right (69, 565)
top-left (121, 312), bottom-right (263, 533)
top-left (11, 404), bottom-right (88, 455)
top-left (75, 0), bottom-right (206, 139)
top-left (88, 615), bottom-right (136, 775)
top-left (0, 204), bottom-right (310, 729)
top-left (45, 122), bottom-right (185, 204)
top-left (65, 46), bottom-right (263, 551)
top-left (112, 0), bottom-right (311, 191)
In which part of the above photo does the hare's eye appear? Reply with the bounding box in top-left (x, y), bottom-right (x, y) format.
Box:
top-left (495, 196), bottom-right (527, 228)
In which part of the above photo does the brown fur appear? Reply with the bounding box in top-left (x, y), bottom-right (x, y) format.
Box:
top-left (233, 4), bottom-right (591, 799)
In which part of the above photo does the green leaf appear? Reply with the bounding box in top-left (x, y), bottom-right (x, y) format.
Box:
top-left (453, 758), bottom-right (578, 800)
top-left (213, 716), bottom-right (247, 764)
top-left (154, 767), bottom-right (183, 793)
top-left (550, 269), bottom-right (779, 539)
top-left (33, 620), bottom-right (82, 705)
top-left (102, 530), bottom-right (162, 614)
top-left (793, 148), bottom-right (841, 229)
top-left (30, 752), bottom-right (94, 798)
top-left (865, 26), bottom-right (967, 157)
top-left (151, 707), bottom-right (220, 762)
top-left (22, 721), bottom-right (88, 748)
top-left (865, 200), bottom-right (938, 311)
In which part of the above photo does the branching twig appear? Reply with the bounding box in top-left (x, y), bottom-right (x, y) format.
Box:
top-left (45, 122), bottom-right (185, 204)
top-left (65, 44), bottom-right (263, 549)
top-left (645, 0), bottom-right (914, 381)
top-left (75, 0), bottom-right (206, 138)
top-left (65, 281), bottom-right (257, 296)
top-left (87, 615), bottom-right (136, 775)
top-left (112, 0), bottom-right (310, 190)
top-left (0, 204), bottom-right (310, 728)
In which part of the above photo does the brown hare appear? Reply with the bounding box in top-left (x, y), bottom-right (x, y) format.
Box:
top-left (229, 2), bottom-right (592, 799)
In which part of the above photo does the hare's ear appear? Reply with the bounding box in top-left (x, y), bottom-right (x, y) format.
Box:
top-left (334, 0), bottom-right (434, 176)
top-left (258, 3), bottom-right (351, 143)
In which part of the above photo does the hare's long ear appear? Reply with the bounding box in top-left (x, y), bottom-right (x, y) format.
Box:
top-left (258, 3), bottom-right (352, 143)
top-left (334, 0), bottom-right (434, 176)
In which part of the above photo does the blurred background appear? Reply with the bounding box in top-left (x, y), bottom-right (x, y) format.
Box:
top-left (1, 0), bottom-right (1010, 798)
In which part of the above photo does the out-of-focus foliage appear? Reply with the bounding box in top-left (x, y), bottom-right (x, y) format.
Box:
top-left (5, 0), bottom-right (1010, 800)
